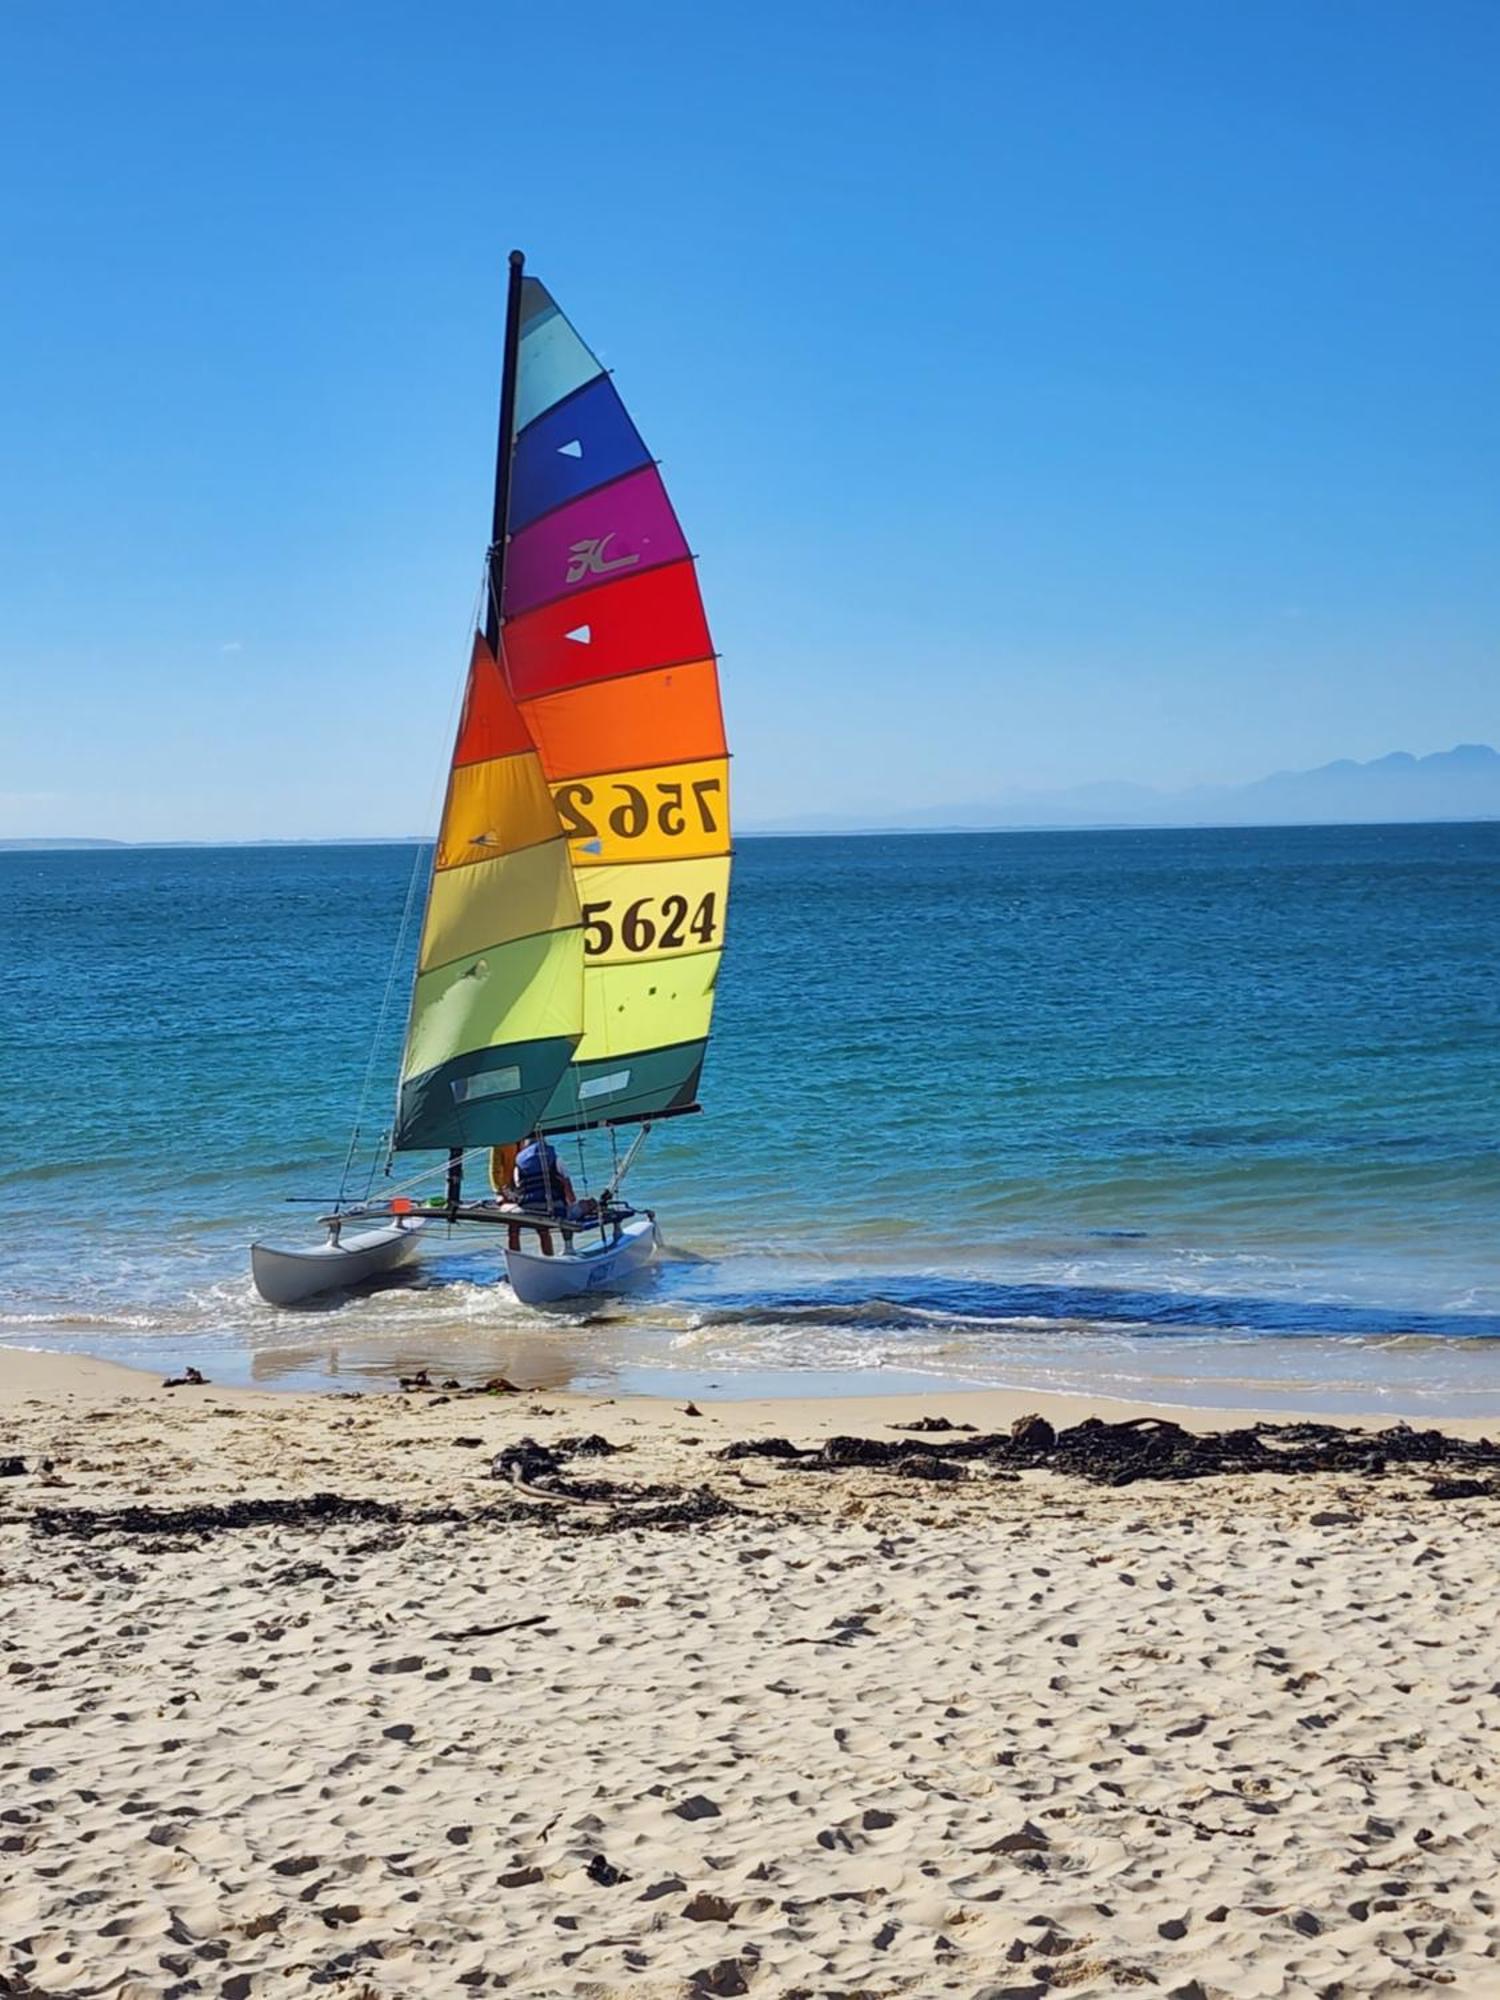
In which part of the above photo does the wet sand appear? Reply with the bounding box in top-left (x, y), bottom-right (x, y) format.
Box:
top-left (3, 1345), bottom-right (1498, 1997)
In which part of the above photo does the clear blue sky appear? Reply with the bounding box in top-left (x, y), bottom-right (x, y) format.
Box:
top-left (3, 0), bottom-right (1496, 839)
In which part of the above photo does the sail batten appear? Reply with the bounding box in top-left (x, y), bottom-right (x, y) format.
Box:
top-left (393, 263), bottom-right (728, 1151)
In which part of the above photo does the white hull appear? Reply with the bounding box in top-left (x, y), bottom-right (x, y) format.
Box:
top-left (251, 1219), bottom-right (425, 1306)
top-left (504, 1214), bottom-right (660, 1307)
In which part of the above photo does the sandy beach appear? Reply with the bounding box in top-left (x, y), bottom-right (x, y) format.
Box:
top-left (3, 1346), bottom-right (1498, 1999)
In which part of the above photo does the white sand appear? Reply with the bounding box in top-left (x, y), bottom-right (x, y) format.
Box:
top-left (2, 1347), bottom-right (1498, 1996)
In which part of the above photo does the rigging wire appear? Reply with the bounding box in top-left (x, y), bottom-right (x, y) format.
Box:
top-left (604, 1121), bottom-right (651, 1203)
top-left (334, 571), bottom-right (489, 1206)
top-left (338, 1144), bottom-right (488, 1211)
top-left (339, 836), bottom-right (427, 1205)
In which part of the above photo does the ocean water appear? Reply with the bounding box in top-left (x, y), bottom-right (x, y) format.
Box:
top-left (4, 824), bottom-right (1499, 1414)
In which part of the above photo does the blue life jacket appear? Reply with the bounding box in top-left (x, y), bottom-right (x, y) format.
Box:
top-left (514, 1140), bottom-right (565, 1213)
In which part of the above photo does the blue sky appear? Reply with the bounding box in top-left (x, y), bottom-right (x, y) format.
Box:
top-left (2, 0), bottom-right (1496, 839)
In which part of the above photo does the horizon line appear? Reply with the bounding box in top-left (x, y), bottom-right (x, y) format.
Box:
top-left (4, 812), bottom-right (1499, 853)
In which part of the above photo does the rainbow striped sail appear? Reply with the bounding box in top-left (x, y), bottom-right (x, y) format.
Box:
top-left (394, 258), bottom-right (729, 1152)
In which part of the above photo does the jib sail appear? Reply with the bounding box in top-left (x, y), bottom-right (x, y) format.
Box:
top-left (393, 629), bottom-right (584, 1151)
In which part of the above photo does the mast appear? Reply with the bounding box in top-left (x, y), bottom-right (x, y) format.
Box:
top-left (484, 248), bottom-right (527, 651)
top-left (447, 248), bottom-right (526, 1211)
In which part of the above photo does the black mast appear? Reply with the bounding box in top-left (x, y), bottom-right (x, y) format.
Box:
top-left (484, 248), bottom-right (527, 651)
top-left (450, 248), bottom-right (527, 1216)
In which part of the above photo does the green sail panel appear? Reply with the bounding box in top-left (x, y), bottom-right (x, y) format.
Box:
top-left (393, 635), bottom-right (583, 1151)
top-left (535, 951), bottom-right (720, 1130)
top-left (538, 1040), bottom-right (709, 1131)
top-left (398, 1031), bottom-right (580, 1151)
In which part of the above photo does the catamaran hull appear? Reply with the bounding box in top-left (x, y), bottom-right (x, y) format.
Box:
top-left (504, 1214), bottom-right (660, 1307)
top-left (250, 1220), bottom-right (425, 1307)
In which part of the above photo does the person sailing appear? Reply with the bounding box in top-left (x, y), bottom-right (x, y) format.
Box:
top-left (508, 1132), bottom-right (582, 1256)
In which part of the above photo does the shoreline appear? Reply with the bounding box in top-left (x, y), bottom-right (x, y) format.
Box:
top-left (5, 1337), bottom-right (1496, 1439)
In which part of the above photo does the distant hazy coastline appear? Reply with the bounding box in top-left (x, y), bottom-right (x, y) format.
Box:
top-left (753, 743), bottom-right (1500, 835)
top-left (6, 743), bottom-right (1496, 848)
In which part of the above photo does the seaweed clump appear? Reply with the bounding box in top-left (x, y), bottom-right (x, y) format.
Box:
top-left (719, 1414), bottom-right (1500, 1490)
top-left (30, 1436), bottom-right (737, 1545)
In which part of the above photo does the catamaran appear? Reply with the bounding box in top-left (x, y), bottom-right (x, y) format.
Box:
top-left (250, 251), bottom-right (730, 1308)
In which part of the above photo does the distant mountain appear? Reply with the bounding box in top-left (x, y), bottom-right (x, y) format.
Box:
top-left (751, 744), bottom-right (1500, 834)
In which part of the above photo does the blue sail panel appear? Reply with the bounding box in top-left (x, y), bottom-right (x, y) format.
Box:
top-left (510, 374), bottom-right (653, 532)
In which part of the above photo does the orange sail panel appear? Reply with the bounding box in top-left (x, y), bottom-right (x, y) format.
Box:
top-left (521, 660), bottom-right (725, 780)
top-left (501, 276), bottom-right (731, 1128)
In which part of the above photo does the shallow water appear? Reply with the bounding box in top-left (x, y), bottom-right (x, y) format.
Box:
top-left (4, 825), bottom-right (1499, 1413)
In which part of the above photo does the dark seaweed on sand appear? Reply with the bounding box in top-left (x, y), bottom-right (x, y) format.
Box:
top-left (20, 1417), bottom-right (1499, 1556)
top-left (29, 1437), bottom-right (736, 1545)
top-left (720, 1414), bottom-right (1500, 1489)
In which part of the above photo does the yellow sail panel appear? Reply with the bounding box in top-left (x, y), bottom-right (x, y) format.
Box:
top-left (405, 930), bottom-right (585, 1083)
top-left (419, 840), bottom-right (582, 974)
top-left (575, 857), bottom-right (729, 967)
top-left (573, 950), bottom-right (722, 1064)
top-left (437, 752), bottom-right (562, 871)
top-left (551, 757), bottom-right (731, 867)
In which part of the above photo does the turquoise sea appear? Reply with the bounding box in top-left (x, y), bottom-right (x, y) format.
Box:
top-left (4, 824), bottom-right (1499, 1414)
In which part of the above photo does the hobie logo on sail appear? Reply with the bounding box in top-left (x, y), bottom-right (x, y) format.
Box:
top-left (565, 533), bottom-right (640, 585)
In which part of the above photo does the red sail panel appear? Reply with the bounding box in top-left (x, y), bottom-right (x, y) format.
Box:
top-left (502, 559), bottom-right (712, 702)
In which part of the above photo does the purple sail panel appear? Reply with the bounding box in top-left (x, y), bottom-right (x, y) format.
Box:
top-left (504, 465), bottom-right (689, 620)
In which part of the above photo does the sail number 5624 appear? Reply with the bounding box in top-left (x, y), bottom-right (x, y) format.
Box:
top-left (581, 891), bottom-right (719, 958)
top-left (554, 776), bottom-right (722, 842)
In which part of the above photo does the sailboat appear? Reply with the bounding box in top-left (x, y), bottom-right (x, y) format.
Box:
top-left (250, 252), bottom-right (730, 1309)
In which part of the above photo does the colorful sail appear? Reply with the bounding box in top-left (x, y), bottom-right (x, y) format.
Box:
top-left (393, 632), bottom-right (584, 1150)
top-left (501, 276), bottom-right (730, 1129)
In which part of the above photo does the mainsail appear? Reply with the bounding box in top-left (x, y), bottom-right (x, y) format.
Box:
top-left (393, 256), bottom-right (729, 1151)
